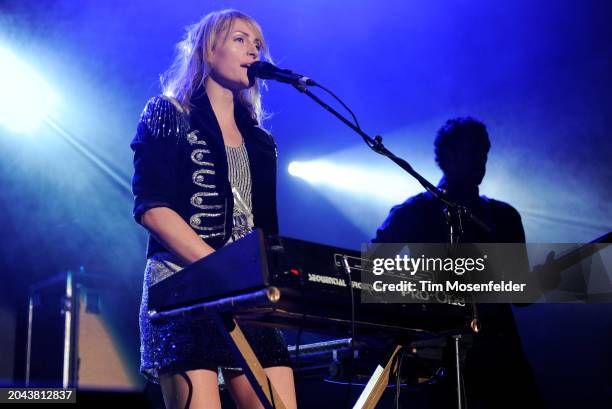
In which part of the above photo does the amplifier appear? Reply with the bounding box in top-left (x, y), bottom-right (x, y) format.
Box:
top-left (25, 269), bottom-right (143, 391)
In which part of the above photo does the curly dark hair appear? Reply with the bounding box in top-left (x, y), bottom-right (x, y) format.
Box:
top-left (434, 117), bottom-right (490, 172)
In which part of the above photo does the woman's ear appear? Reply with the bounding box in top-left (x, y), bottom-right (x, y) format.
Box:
top-left (204, 47), bottom-right (214, 69)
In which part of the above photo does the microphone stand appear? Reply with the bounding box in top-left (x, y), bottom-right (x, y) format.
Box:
top-left (292, 83), bottom-right (489, 409)
top-left (291, 84), bottom-right (490, 242)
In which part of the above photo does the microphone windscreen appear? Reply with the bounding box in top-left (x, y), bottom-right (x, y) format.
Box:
top-left (247, 61), bottom-right (278, 85)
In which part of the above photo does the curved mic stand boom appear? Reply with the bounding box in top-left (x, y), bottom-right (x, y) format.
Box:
top-left (290, 83), bottom-right (490, 244)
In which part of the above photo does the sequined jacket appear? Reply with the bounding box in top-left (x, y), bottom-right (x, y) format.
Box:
top-left (131, 89), bottom-right (279, 258)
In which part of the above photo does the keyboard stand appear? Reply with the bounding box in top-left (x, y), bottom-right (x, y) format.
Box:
top-left (149, 288), bottom-right (289, 409)
top-left (213, 312), bottom-right (288, 409)
top-left (352, 345), bottom-right (402, 409)
top-left (149, 285), bottom-right (467, 409)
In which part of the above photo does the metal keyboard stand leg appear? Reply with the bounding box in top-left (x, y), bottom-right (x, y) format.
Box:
top-left (213, 312), bottom-right (287, 409)
top-left (352, 345), bottom-right (403, 409)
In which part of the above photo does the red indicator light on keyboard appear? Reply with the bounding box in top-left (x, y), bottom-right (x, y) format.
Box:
top-left (289, 268), bottom-right (300, 276)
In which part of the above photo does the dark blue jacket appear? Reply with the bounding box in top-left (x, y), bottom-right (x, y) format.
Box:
top-left (131, 88), bottom-right (278, 258)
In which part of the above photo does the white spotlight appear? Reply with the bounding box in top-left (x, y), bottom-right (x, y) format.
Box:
top-left (288, 160), bottom-right (332, 183)
top-left (0, 46), bottom-right (59, 133)
top-left (288, 159), bottom-right (419, 203)
top-left (287, 161), bottom-right (304, 177)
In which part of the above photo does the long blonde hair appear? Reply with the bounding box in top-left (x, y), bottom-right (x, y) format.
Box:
top-left (161, 9), bottom-right (271, 124)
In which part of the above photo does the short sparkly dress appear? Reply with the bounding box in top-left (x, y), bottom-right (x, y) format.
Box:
top-left (135, 97), bottom-right (290, 383)
top-left (139, 252), bottom-right (290, 383)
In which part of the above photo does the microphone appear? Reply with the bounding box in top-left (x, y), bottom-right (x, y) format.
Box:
top-left (247, 61), bottom-right (317, 87)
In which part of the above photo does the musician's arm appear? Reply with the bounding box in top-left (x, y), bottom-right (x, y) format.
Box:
top-left (505, 206), bottom-right (539, 306)
top-left (140, 207), bottom-right (215, 265)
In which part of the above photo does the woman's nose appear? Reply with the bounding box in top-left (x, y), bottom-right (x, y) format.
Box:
top-left (247, 44), bottom-right (258, 59)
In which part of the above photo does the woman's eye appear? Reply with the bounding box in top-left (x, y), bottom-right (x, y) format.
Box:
top-left (234, 37), bottom-right (244, 43)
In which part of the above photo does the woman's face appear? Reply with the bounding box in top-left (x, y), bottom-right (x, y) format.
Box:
top-left (208, 19), bottom-right (262, 92)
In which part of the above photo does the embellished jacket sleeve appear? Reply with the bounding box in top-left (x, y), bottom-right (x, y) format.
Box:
top-left (130, 96), bottom-right (190, 224)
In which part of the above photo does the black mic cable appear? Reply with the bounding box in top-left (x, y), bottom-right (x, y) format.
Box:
top-left (248, 61), bottom-right (362, 130)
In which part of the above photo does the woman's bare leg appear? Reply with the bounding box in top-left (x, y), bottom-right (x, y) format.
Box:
top-left (223, 366), bottom-right (297, 409)
top-left (159, 368), bottom-right (222, 409)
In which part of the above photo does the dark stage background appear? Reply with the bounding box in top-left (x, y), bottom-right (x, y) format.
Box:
top-left (0, 0), bottom-right (611, 407)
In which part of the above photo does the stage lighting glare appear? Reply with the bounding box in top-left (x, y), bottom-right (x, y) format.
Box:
top-left (289, 159), bottom-right (381, 188)
top-left (288, 160), bottom-right (339, 183)
top-left (288, 160), bottom-right (414, 203)
top-left (0, 46), bottom-right (59, 133)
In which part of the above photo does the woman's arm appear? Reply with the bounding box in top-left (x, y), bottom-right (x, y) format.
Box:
top-left (131, 97), bottom-right (215, 265)
top-left (140, 207), bottom-right (215, 265)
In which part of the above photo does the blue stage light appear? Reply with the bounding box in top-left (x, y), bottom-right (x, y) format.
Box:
top-left (0, 46), bottom-right (59, 133)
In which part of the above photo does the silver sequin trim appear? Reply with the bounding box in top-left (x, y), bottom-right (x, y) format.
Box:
top-left (189, 215), bottom-right (224, 231)
top-left (186, 130), bottom-right (207, 146)
top-left (192, 169), bottom-right (216, 185)
top-left (191, 192), bottom-right (221, 208)
top-left (191, 204), bottom-right (223, 210)
top-left (191, 149), bottom-right (214, 166)
top-left (139, 96), bottom-right (190, 142)
top-left (198, 212), bottom-right (223, 217)
top-left (195, 191), bottom-right (218, 198)
top-left (198, 232), bottom-right (225, 240)
top-left (192, 168), bottom-right (216, 188)
top-left (194, 182), bottom-right (215, 189)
